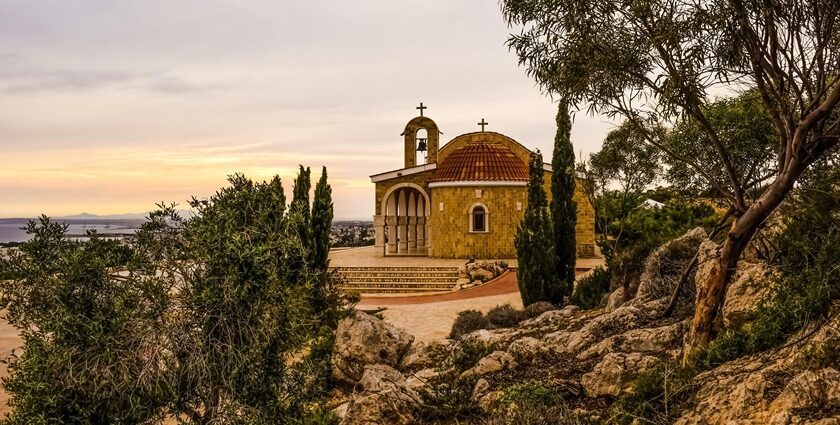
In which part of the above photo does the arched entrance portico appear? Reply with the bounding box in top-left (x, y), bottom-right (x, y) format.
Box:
top-left (375, 183), bottom-right (430, 256)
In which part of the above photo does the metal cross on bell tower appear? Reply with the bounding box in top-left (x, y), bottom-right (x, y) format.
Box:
top-left (416, 102), bottom-right (427, 117)
top-left (477, 118), bottom-right (489, 131)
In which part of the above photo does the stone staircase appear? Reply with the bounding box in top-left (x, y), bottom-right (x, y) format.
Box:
top-left (332, 266), bottom-right (461, 294)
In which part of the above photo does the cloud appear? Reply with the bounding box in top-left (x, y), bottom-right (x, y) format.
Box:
top-left (0, 54), bottom-right (220, 95)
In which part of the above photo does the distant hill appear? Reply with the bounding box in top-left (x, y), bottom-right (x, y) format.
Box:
top-left (59, 211), bottom-right (193, 220)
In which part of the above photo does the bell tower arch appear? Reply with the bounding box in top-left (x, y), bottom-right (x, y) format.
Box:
top-left (401, 103), bottom-right (440, 167)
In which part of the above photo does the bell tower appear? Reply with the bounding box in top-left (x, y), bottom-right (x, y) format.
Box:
top-left (402, 102), bottom-right (440, 168)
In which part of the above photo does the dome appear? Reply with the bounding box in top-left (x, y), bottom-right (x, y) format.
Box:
top-left (432, 141), bottom-right (529, 182)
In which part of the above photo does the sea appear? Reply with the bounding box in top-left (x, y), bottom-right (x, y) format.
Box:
top-left (0, 220), bottom-right (144, 244)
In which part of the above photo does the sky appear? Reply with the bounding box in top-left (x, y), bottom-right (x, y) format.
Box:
top-left (0, 0), bottom-right (616, 219)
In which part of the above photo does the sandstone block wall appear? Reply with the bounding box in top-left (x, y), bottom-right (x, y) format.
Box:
top-left (430, 186), bottom-right (525, 258)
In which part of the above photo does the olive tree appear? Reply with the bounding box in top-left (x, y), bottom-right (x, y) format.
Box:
top-left (502, 0), bottom-right (840, 362)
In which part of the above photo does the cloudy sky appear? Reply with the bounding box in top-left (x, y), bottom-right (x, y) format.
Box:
top-left (0, 0), bottom-right (615, 219)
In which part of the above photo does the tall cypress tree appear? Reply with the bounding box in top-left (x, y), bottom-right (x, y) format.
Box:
top-left (290, 165), bottom-right (312, 251)
top-left (311, 167), bottom-right (333, 272)
top-left (515, 150), bottom-right (563, 306)
top-left (550, 100), bottom-right (577, 302)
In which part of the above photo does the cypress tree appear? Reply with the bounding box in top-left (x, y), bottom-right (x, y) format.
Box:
top-left (311, 167), bottom-right (333, 272)
top-left (515, 150), bottom-right (563, 306)
top-left (267, 175), bottom-right (287, 234)
top-left (290, 165), bottom-right (312, 251)
top-left (550, 100), bottom-right (577, 302)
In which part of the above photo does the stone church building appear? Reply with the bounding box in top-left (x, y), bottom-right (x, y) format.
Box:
top-left (371, 109), bottom-right (596, 259)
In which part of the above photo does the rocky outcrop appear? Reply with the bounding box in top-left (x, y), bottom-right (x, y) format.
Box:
top-left (461, 351), bottom-right (518, 378)
top-left (769, 368), bottom-right (840, 419)
top-left (633, 227), bottom-right (707, 303)
top-left (341, 364), bottom-right (421, 425)
top-left (581, 352), bottom-right (659, 397)
top-left (543, 303), bottom-right (652, 355)
top-left (332, 311), bottom-right (414, 384)
top-left (578, 320), bottom-right (687, 360)
top-left (676, 317), bottom-right (840, 424)
top-left (400, 340), bottom-right (450, 372)
top-left (330, 228), bottom-right (835, 424)
top-left (723, 261), bottom-right (771, 328)
top-left (694, 239), bottom-right (773, 328)
top-left (605, 287), bottom-right (625, 312)
top-left (456, 261), bottom-right (508, 289)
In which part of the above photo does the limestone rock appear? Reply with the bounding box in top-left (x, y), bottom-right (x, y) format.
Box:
top-left (769, 368), bottom-right (840, 416)
top-left (674, 354), bottom-right (792, 424)
top-left (693, 239), bottom-right (721, 299)
top-left (342, 364), bottom-right (421, 425)
top-left (634, 227), bottom-right (707, 303)
top-left (471, 378), bottom-right (491, 402)
top-left (723, 261), bottom-right (770, 328)
top-left (470, 268), bottom-right (496, 282)
top-left (605, 287), bottom-right (625, 312)
top-left (405, 367), bottom-right (441, 390)
top-left (400, 340), bottom-right (450, 372)
top-left (462, 327), bottom-right (529, 348)
top-left (461, 351), bottom-right (518, 378)
top-left (332, 311), bottom-right (414, 384)
top-left (581, 352), bottom-right (659, 397)
top-left (578, 320), bottom-right (687, 360)
top-left (559, 305), bottom-right (643, 354)
top-left (508, 336), bottom-right (543, 360)
top-left (478, 390), bottom-right (503, 412)
top-left (332, 402), bottom-right (349, 420)
top-left (519, 306), bottom-right (577, 331)
top-left (455, 277), bottom-right (472, 287)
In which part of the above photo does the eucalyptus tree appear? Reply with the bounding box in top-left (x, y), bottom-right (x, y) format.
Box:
top-left (589, 121), bottom-right (662, 245)
top-left (502, 0), bottom-right (840, 362)
top-left (664, 92), bottom-right (778, 201)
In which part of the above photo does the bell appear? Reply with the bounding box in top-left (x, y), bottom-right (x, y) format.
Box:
top-left (416, 138), bottom-right (428, 152)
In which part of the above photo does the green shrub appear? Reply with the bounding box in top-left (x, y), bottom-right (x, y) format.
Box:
top-left (450, 340), bottom-right (495, 373)
top-left (598, 197), bottom-right (719, 295)
top-left (798, 331), bottom-right (840, 370)
top-left (0, 173), bottom-right (348, 424)
top-left (484, 380), bottom-right (590, 424)
top-left (525, 301), bottom-right (556, 318)
top-left (450, 310), bottom-right (490, 339)
top-left (609, 361), bottom-right (697, 425)
top-left (570, 267), bottom-right (611, 310)
top-left (486, 304), bottom-right (527, 328)
top-left (417, 373), bottom-right (481, 421)
top-left (418, 340), bottom-right (493, 421)
top-left (498, 380), bottom-right (557, 408)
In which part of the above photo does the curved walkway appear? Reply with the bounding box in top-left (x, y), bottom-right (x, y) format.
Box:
top-left (356, 273), bottom-right (524, 342)
top-left (357, 271), bottom-right (518, 307)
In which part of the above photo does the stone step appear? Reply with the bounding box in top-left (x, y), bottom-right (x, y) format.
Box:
top-left (339, 276), bottom-right (458, 283)
top-left (332, 266), bottom-right (461, 272)
top-left (340, 282), bottom-right (455, 289)
top-left (338, 272), bottom-right (458, 278)
top-left (339, 284), bottom-right (456, 293)
top-left (351, 288), bottom-right (451, 295)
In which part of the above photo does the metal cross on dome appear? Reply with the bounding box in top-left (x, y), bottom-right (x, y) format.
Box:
top-left (416, 102), bottom-right (427, 117)
top-left (477, 118), bottom-right (489, 131)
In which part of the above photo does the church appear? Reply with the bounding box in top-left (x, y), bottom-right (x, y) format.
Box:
top-left (370, 104), bottom-right (596, 259)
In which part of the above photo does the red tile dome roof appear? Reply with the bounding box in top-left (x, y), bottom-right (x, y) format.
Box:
top-left (432, 141), bottom-right (529, 182)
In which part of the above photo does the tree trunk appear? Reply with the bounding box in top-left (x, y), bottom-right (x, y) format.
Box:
top-left (682, 163), bottom-right (803, 365)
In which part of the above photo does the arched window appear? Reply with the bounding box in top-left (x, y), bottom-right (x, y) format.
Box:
top-left (470, 204), bottom-right (488, 233)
